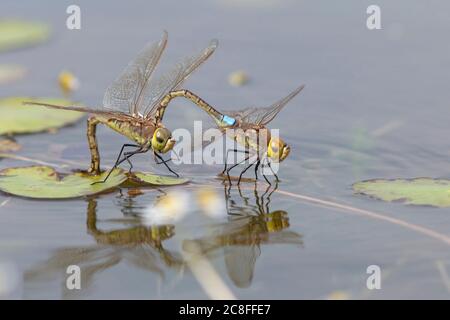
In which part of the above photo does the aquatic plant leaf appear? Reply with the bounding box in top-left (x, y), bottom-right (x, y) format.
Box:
top-left (0, 65), bottom-right (26, 85)
top-left (0, 97), bottom-right (84, 135)
top-left (353, 178), bottom-right (450, 207)
top-left (0, 166), bottom-right (127, 199)
top-left (0, 20), bottom-right (50, 52)
top-left (131, 172), bottom-right (189, 186)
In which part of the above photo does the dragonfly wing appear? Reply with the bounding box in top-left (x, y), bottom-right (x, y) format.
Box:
top-left (182, 118), bottom-right (226, 155)
top-left (256, 84), bottom-right (304, 125)
top-left (103, 31), bottom-right (168, 116)
top-left (224, 244), bottom-right (260, 288)
top-left (223, 215), bottom-right (261, 288)
top-left (141, 39), bottom-right (219, 118)
top-left (23, 101), bottom-right (129, 118)
top-left (224, 85), bottom-right (305, 125)
top-left (225, 107), bottom-right (259, 123)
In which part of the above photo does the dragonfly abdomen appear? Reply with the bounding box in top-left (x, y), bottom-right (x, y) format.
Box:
top-left (219, 115), bottom-right (236, 127)
top-left (157, 89), bottom-right (236, 126)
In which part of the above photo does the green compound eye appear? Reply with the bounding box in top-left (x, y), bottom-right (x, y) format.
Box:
top-left (152, 128), bottom-right (168, 150)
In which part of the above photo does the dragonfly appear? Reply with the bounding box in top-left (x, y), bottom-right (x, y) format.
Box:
top-left (25, 31), bottom-right (218, 182)
top-left (171, 85), bottom-right (305, 184)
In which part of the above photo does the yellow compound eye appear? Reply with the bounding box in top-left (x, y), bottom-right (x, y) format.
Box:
top-left (267, 137), bottom-right (289, 162)
top-left (152, 128), bottom-right (170, 152)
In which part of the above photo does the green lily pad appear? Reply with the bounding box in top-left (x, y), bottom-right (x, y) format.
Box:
top-left (131, 172), bottom-right (189, 186)
top-left (0, 19), bottom-right (50, 52)
top-left (353, 178), bottom-right (450, 207)
top-left (0, 166), bottom-right (127, 199)
top-left (0, 64), bottom-right (26, 85)
top-left (0, 97), bottom-right (84, 135)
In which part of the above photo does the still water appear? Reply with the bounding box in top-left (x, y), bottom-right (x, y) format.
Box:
top-left (1, 0), bottom-right (450, 299)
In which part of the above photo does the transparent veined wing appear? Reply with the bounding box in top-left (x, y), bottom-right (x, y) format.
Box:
top-left (140, 39), bottom-right (219, 118)
top-left (183, 116), bottom-right (229, 155)
top-left (225, 85), bottom-right (305, 126)
top-left (225, 244), bottom-right (260, 288)
top-left (103, 31), bottom-right (168, 116)
top-left (22, 101), bottom-right (134, 119)
top-left (24, 32), bottom-right (169, 118)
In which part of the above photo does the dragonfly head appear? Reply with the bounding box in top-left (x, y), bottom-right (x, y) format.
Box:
top-left (267, 137), bottom-right (290, 162)
top-left (152, 127), bottom-right (175, 154)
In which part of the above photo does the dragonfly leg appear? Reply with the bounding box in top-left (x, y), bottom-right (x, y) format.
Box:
top-left (155, 156), bottom-right (172, 165)
top-left (87, 116), bottom-right (101, 174)
top-left (92, 146), bottom-right (145, 185)
top-left (222, 149), bottom-right (249, 175)
top-left (254, 159), bottom-right (261, 180)
top-left (151, 152), bottom-right (169, 165)
top-left (261, 183), bottom-right (272, 202)
top-left (226, 155), bottom-right (250, 185)
top-left (221, 149), bottom-right (232, 175)
top-left (267, 162), bottom-right (280, 182)
top-left (237, 159), bottom-right (257, 185)
top-left (260, 158), bottom-right (272, 185)
top-left (113, 144), bottom-right (140, 169)
top-left (262, 173), bottom-right (272, 185)
top-left (123, 151), bottom-right (135, 173)
top-left (154, 152), bottom-right (179, 177)
top-left (264, 181), bottom-right (278, 212)
top-left (120, 148), bottom-right (149, 173)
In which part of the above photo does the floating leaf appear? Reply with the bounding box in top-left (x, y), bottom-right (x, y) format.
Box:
top-left (0, 19), bottom-right (50, 52)
top-left (0, 97), bottom-right (84, 135)
top-left (0, 139), bottom-right (21, 152)
top-left (131, 172), bottom-right (189, 186)
top-left (0, 166), bottom-right (127, 199)
top-left (0, 65), bottom-right (26, 85)
top-left (353, 178), bottom-right (450, 207)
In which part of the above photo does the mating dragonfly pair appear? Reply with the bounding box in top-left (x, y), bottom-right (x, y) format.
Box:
top-left (27, 31), bottom-right (304, 185)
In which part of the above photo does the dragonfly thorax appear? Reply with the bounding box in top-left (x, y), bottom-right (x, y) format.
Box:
top-left (227, 127), bottom-right (270, 154)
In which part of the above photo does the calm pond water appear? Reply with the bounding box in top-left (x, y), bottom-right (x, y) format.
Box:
top-left (1, 0), bottom-right (450, 299)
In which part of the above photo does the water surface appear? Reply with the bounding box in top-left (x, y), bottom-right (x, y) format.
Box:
top-left (1, 0), bottom-right (450, 299)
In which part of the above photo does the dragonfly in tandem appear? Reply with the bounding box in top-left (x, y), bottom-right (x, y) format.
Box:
top-left (159, 85), bottom-right (305, 184)
top-left (25, 31), bottom-right (218, 183)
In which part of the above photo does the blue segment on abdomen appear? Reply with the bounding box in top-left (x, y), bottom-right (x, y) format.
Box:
top-left (221, 115), bottom-right (236, 126)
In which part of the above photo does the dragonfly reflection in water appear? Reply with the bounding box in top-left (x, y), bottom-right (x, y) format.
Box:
top-left (25, 31), bottom-right (218, 182)
top-left (24, 184), bottom-right (302, 296)
top-left (183, 183), bottom-right (303, 288)
top-left (24, 193), bottom-right (185, 297)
